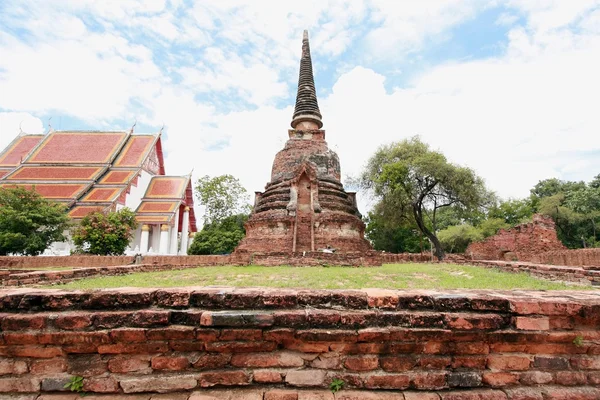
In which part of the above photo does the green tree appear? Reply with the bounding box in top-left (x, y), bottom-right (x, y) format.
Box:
top-left (487, 198), bottom-right (534, 226)
top-left (478, 218), bottom-right (510, 238)
top-left (360, 137), bottom-right (490, 260)
top-left (365, 210), bottom-right (422, 253)
top-left (189, 214), bottom-right (248, 255)
top-left (438, 224), bottom-right (483, 253)
top-left (0, 186), bottom-right (70, 256)
top-left (72, 208), bottom-right (138, 255)
top-left (195, 175), bottom-right (251, 225)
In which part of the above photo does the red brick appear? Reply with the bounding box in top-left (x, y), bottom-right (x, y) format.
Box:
top-left (452, 356), bottom-right (487, 369)
top-left (1, 314), bottom-right (46, 331)
top-left (10, 346), bottom-right (63, 358)
top-left (519, 371), bottom-right (553, 385)
top-left (146, 326), bottom-right (195, 340)
top-left (110, 328), bottom-right (147, 342)
top-left (199, 370), bottom-right (251, 387)
top-left (30, 358), bottom-right (67, 374)
top-left (380, 356), bottom-right (417, 372)
top-left (254, 370), bottom-right (283, 383)
top-left (107, 355), bottom-right (151, 373)
top-left (2, 332), bottom-right (38, 345)
top-left (264, 390), bottom-right (298, 400)
top-left (541, 387), bottom-right (600, 400)
top-left (67, 354), bottom-right (107, 377)
top-left (503, 388), bottom-right (543, 400)
top-left (357, 328), bottom-right (390, 342)
top-left (570, 355), bottom-right (600, 370)
top-left (38, 331), bottom-right (110, 345)
top-left (205, 341), bottom-right (276, 353)
top-left (54, 314), bottom-right (92, 330)
top-left (151, 356), bottom-right (190, 371)
top-left (98, 342), bottom-right (168, 354)
top-left (0, 376), bottom-right (39, 392)
top-left (515, 317), bottom-right (549, 331)
top-left (220, 329), bottom-right (263, 341)
top-left (440, 389), bottom-right (508, 400)
top-left (343, 355), bottom-right (379, 371)
top-left (193, 353), bottom-right (231, 370)
top-left (0, 358), bottom-right (28, 375)
top-left (231, 352), bottom-right (304, 368)
top-left (487, 355), bottom-right (531, 371)
top-left (120, 374), bottom-right (198, 393)
top-left (364, 374), bottom-right (410, 389)
top-left (412, 371), bottom-right (447, 390)
top-left (420, 356), bottom-right (452, 369)
top-left (83, 377), bottom-right (119, 393)
top-left (588, 371), bottom-right (600, 385)
top-left (169, 340), bottom-right (205, 352)
top-left (196, 329), bottom-right (220, 342)
top-left (554, 371), bottom-right (587, 386)
top-left (482, 372), bottom-right (519, 387)
top-left (296, 330), bottom-right (357, 343)
top-left (130, 310), bottom-right (170, 327)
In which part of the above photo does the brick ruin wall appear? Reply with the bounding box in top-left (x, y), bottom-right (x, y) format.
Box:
top-left (0, 288), bottom-right (598, 398)
top-left (466, 214), bottom-right (566, 262)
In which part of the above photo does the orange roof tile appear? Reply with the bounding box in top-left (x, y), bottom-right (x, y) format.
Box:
top-left (144, 176), bottom-right (188, 199)
top-left (0, 183), bottom-right (91, 199)
top-left (137, 201), bottom-right (179, 213)
top-left (114, 135), bottom-right (155, 167)
top-left (0, 135), bottom-right (44, 166)
top-left (99, 170), bottom-right (136, 184)
top-left (0, 169), bottom-right (11, 179)
top-left (6, 166), bottom-right (104, 181)
top-left (27, 132), bottom-right (128, 164)
top-left (80, 187), bottom-right (122, 202)
top-left (69, 205), bottom-right (108, 219)
top-left (135, 215), bottom-right (172, 223)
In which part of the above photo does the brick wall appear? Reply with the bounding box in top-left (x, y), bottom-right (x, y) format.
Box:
top-left (0, 287), bottom-right (598, 397)
top-left (466, 214), bottom-right (565, 261)
top-left (531, 248), bottom-right (600, 267)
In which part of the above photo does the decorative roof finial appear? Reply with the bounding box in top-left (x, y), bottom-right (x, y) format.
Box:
top-left (291, 30), bottom-right (323, 130)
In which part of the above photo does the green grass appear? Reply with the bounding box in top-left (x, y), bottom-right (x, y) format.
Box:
top-left (49, 263), bottom-right (592, 291)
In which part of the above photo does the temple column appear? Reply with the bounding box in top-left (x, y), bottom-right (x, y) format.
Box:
top-left (188, 232), bottom-right (195, 250)
top-left (159, 224), bottom-right (170, 255)
top-left (179, 206), bottom-right (190, 255)
top-left (140, 225), bottom-right (150, 254)
top-left (169, 208), bottom-right (180, 255)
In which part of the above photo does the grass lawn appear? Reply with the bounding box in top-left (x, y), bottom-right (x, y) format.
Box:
top-left (50, 263), bottom-right (592, 290)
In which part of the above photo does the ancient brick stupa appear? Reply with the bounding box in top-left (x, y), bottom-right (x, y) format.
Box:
top-left (236, 31), bottom-right (371, 253)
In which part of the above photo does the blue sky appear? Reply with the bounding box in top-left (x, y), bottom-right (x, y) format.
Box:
top-left (1, 0), bottom-right (599, 209)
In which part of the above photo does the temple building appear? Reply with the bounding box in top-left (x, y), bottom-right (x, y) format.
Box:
top-left (0, 129), bottom-right (197, 255)
top-left (236, 31), bottom-right (371, 253)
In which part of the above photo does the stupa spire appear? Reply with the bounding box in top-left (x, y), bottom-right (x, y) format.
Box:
top-left (291, 30), bottom-right (323, 129)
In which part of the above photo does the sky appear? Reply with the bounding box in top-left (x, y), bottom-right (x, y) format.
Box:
top-left (1, 0), bottom-right (599, 213)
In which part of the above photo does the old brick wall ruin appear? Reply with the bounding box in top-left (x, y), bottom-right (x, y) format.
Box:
top-left (466, 214), bottom-right (566, 262)
top-left (0, 287), bottom-right (598, 398)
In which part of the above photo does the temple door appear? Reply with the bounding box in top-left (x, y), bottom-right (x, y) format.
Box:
top-left (295, 173), bottom-right (313, 252)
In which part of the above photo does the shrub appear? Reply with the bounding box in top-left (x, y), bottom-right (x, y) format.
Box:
top-left (72, 208), bottom-right (138, 255)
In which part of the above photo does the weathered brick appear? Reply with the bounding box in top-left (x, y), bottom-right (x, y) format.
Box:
top-left (231, 352), bottom-right (304, 368)
top-left (205, 341), bottom-right (276, 353)
top-left (264, 390), bottom-right (299, 400)
top-left (447, 372), bottom-right (482, 388)
top-left (487, 355), bottom-right (531, 371)
top-left (285, 370), bottom-right (326, 387)
top-left (420, 356), bottom-right (452, 369)
top-left (253, 370), bottom-right (283, 383)
top-left (439, 389), bottom-right (508, 400)
top-left (130, 310), bottom-right (170, 327)
top-left (54, 314), bottom-right (92, 330)
top-left (533, 356), bottom-right (569, 370)
top-left (1, 314), bottom-right (46, 331)
top-left (364, 374), bottom-right (410, 389)
top-left (146, 326), bottom-right (195, 340)
top-left (220, 329), bottom-right (262, 341)
top-left (0, 358), bottom-right (28, 375)
top-left (67, 355), bottom-right (107, 377)
top-left (515, 317), bottom-right (549, 331)
top-left (201, 311), bottom-right (274, 327)
top-left (482, 372), bottom-right (519, 387)
top-left (10, 346), bottom-right (63, 359)
top-left (503, 387), bottom-right (543, 400)
top-left (30, 358), bottom-right (67, 374)
top-left (412, 372), bottom-right (447, 390)
top-left (151, 356), bottom-right (190, 371)
top-left (343, 355), bottom-right (379, 371)
top-left (0, 377), bottom-right (40, 392)
top-left (110, 328), bottom-right (147, 342)
top-left (97, 342), bottom-right (168, 354)
top-left (120, 374), bottom-right (198, 393)
top-left (540, 387), bottom-right (600, 400)
top-left (83, 377), bottom-right (119, 393)
top-left (107, 355), bottom-right (151, 373)
top-left (199, 370), bottom-right (251, 387)
top-left (554, 371), bottom-right (587, 386)
top-left (570, 355), bottom-right (600, 370)
top-left (193, 353), bottom-right (231, 370)
top-left (3, 332), bottom-right (38, 345)
top-left (380, 356), bottom-right (417, 372)
top-left (519, 371), bottom-right (553, 385)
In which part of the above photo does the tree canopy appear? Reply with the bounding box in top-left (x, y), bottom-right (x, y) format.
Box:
top-left (195, 175), bottom-right (251, 225)
top-left (0, 186), bottom-right (70, 256)
top-left (360, 137), bottom-right (490, 260)
top-left (188, 214), bottom-right (248, 255)
top-left (71, 208), bottom-right (138, 255)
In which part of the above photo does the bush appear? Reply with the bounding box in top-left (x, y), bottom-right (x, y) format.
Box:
top-left (189, 214), bottom-right (247, 255)
top-left (438, 224), bottom-right (483, 253)
top-left (72, 208), bottom-right (138, 255)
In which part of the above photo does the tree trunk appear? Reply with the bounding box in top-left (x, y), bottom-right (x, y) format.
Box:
top-left (412, 203), bottom-right (445, 261)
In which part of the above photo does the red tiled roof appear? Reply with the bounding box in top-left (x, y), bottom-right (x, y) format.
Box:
top-left (135, 215), bottom-right (172, 223)
top-left (80, 187), bottom-right (122, 202)
top-left (0, 183), bottom-right (91, 199)
top-left (137, 201), bottom-right (179, 213)
top-left (0, 169), bottom-right (11, 179)
top-left (0, 135), bottom-right (44, 166)
top-left (6, 166), bottom-right (104, 181)
top-left (99, 170), bottom-right (136, 185)
top-left (114, 135), bottom-right (155, 167)
top-left (27, 132), bottom-right (128, 164)
top-left (144, 176), bottom-right (187, 199)
top-left (69, 205), bottom-right (108, 219)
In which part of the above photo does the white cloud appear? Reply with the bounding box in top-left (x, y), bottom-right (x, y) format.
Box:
top-left (0, 112), bottom-right (45, 151)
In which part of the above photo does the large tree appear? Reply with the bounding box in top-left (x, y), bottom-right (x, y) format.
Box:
top-left (360, 137), bottom-right (490, 260)
top-left (188, 214), bottom-right (248, 255)
top-left (195, 175), bottom-right (251, 225)
top-left (0, 186), bottom-right (70, 256)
